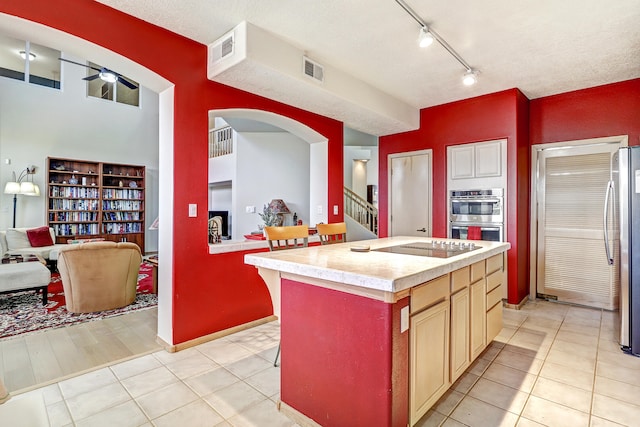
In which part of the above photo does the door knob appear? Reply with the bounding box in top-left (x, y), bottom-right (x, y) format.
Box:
top-left (416, 228), bottom-right (427, 232)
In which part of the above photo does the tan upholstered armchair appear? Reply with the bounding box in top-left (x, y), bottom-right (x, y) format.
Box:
top-left (57, 241), bottom-right (142, 313)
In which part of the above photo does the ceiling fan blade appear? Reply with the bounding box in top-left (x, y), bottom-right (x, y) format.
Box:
top-left (116, 76), bottom-right (138, 90)
top-left (82, 74), bottom-right (100, 81)
top-left (58, 57), bottom-right (102, 73)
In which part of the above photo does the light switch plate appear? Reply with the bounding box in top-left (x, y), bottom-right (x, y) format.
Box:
top-left (188, 204), bottom-right (197, 217)
top-left (400, 306), bottom-right (409, 333)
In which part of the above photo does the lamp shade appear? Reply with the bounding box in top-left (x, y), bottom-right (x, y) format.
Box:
top-left (4, 181), bottom-right (20, 195)
top-left (268, 199), bottom-right (290, 214)
top-left (23, 183), bottom-right (40, 196)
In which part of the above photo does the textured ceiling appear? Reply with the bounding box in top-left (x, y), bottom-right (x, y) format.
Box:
top-left (97, 0), bottom-right (640, 134)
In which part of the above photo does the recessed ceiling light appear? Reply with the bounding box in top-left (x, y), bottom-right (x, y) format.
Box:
top-left (19, 50), bottom-right (36, 61)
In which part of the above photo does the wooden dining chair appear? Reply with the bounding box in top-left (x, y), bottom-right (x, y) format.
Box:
top-left (264, 225), bottom-right (309, 251)
top-left (316, 222), bottom-right (347, 245)
top-left (263, 224), bottom-right (309, 367)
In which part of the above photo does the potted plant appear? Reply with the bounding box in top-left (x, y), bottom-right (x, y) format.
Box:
top-left (258, 204), bottom-right (279, 234)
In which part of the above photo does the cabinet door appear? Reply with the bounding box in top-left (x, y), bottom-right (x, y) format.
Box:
top-left (487, 302), bottom-right (503, 343)
top-left (450, 145), bottom-right (475, 179)
top-left (475, 141), bottom-right (502, 177)
top-left (410, 301), bottom-right (450, 426)
top-left (450, 288), bottom-right (470, 383)
top-left (470, 279), bottom-right (486, 360)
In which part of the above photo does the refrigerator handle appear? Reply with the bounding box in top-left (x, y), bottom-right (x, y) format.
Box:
top-left (603, 180), bottom-right (614, 266)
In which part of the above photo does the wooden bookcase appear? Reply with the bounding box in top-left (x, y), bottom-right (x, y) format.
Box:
top-left (47, 157), bottom-right (145, 253)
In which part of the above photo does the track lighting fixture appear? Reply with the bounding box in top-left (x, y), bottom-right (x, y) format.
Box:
top-left (396, 0), bottom-right (479, 86)
top-left (99, 69), bottom-right (118, 83)
top-left (19, 50), bottom-right (36, 61)
top-left (462, 69), bottom-right (477, 86)
top-left (417, 26), bottom-right (434, 48)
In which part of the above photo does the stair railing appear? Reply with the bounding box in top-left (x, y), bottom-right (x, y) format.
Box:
top-left (209, 126), bottom-right (233, 158)
top-left (344, 187), bottom-right (378, 236)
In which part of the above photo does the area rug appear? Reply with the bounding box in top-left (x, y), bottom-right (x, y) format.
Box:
top-left (0, 262), bottom-right (157, 339)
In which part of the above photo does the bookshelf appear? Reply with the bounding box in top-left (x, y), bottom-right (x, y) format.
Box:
top-left (47, 157), bottom-right (145, 252)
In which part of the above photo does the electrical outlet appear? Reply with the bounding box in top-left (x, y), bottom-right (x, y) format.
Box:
top-left (246, 206), bottom-right (256, 213)
top-left (400, 306), bottom-right (409, 333)
top-left (317, 205), bottom-right (323, 214)
top-left (333, 205), bottom-right (338, 215)
top-left (188, 204), bottom-right (197, 217)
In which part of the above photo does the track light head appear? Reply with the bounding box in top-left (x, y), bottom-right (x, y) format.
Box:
top-left (417, 26), bottom-right (434, 48)
top-left (99, 68), bottom-right (117, 83)
top-left (462, 69), bottom-right (477, 86)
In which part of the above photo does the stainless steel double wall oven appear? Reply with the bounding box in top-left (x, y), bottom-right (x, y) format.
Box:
top-left (449, 188), bottom-right (504, 242)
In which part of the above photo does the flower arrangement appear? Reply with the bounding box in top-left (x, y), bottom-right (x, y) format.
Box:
top-left (258, 204), bottom-right (280, 227)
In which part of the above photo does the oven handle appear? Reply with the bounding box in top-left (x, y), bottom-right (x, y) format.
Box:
top-left (451, 225), bottom-right (501, 231)
top-left (451, 198), bottom-right (502, 204)
top-left (603, 180), bottom-right (614, 266)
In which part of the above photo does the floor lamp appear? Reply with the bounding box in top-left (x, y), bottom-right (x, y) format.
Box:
top-left (4, 166), bottom-right (40, 228)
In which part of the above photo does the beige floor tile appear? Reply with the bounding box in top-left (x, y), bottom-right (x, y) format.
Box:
top-left (441, 418), bottom-right (467, 427)
top-left (550, 339), bottom-right (597, 360)
top-left (596, 360), bottom-right (640, 387)
top-left (494, 326), bottom-right (518, 344)
top-left (508, 328), bottom-right (555, 348)
top-left (164, 352), bottom-right (220, 380)
top-left (592, 394), bottom-right (640, 426)
top-left (197, 340), bottom-right (254, 365)
top-left (46, 400), bottom-right (73, 427)
top-left (538, 360), bottom-right (594, 391)
top-left (516, 418), bottom-right (546, 427)
top-left (502, 340), bottom-right (551, 361)
top-left (136, 381), bottom-right (199, 420)
top-left (244, 365), bottom-right (281, 398)
top-left (39, 383), bottom-right (63, 406)
top-left (559, 322), bottom-right (600, 338)
top-left (597, 338), bottom-right (622, 354)
top-left (224, 353), bottom-right (274, 380)
top-left (482, 363), bottom-right (537, 393)
top-left (120, 366), bottom-right (178, 398)
top-left (450, 395), bottom-right (519, 427)
top-left (468, 357), bottom-right (492, 376)
top-left (203, 381), bottom-right (267, 419)
top-left (65, 382), bottom-right (131, 422)
top-left (555, 329), bottom-right (599, 347)
top-left (519, 318), bottom-right (562, 334)
top-left (153, 347), bottom-right (202, 365)
top-left (58, 367), bottom-right (117, 399)
top-left (432, 388), bottom-right (465, 416)
top-left (415, 409), bottom-right (446, 427)
top-left (594, 376), bottom-right (640, 407)
top-left (545, 347), bottom-right (596, 374)
top-left (597, 348), bottom-right (640, 371)
top-left (531, 377), bottom-right (592, 414)
top-left (522, 395), bottom-right (589, 427)
top-left (110, 354), bottom-right (162, 380)
top-left (492, 349), bottom-right (544, 375)
top-left (74, 400), bottom-right (148, 427)
top-left (227, 398), bottom-right (296, 427)
top-left (589, 415), bottom-right (626, 427)
top-left (468, 378), bottom-right (528, 414)
top-left (184, 366), bottom-right (241, 397)
top-left (452, 372), bottom-right (480, 394)
top-left (152, 399), bottom-right (224, 427)
top-left (479, 343), bottom-right (502, 362)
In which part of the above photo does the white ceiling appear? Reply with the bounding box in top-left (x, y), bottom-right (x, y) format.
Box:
top-left (96, 0), bottom-right (640, 135)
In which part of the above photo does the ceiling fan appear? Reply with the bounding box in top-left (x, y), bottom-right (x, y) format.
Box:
top-left (58, 57), bottom-right (138, 89)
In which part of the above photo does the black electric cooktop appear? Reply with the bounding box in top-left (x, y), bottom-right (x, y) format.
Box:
top-left (372, 241), bottom-right (481, 258)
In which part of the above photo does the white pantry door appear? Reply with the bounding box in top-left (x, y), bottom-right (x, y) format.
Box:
top-left (389, 151), bottom-right (432, 237)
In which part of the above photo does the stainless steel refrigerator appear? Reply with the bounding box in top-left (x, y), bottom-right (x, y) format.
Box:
top-left (611, 146), bottom-right (640, 356)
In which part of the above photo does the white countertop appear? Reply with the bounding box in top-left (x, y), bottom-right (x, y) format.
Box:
top-left (208, 235), bottom-right (321, 254)
top-left (244, 236), bottom-right (510, 294)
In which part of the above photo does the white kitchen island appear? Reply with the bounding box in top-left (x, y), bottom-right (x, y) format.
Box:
top-left (245, 236), bottom-right (510, 427)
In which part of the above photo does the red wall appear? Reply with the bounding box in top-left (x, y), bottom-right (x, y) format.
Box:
top-left (281, 278), bottom-right (409, 427)
top-left (379, 89), bottom-right (530, 305)
top-left (2, 1), bottom-right (344, 344)
top-left (530, 79), bottom-right (640, 147)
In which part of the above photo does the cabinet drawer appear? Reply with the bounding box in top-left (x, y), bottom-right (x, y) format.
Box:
top-left (487, 303), bottom-right (503, 343)
top-left (411, 274), bottom-right (449, 314)
top-left (451, 266), bottom-right (470, 293)
top-left (471, 261), bottom-right (485, 283)
top-left (486, 286), bottom-right (502, 310)
top-left (486, 270), bottom-right (503, 293)
top-left (486, 254), bottom-right (503, 274)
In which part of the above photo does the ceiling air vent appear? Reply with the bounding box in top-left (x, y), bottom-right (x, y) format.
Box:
top-left (303, 56), bottom-right (324, 83)
top-left (211, 34), bottom-right (234, 64)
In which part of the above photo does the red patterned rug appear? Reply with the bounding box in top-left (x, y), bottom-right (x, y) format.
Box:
top-left (0, 262), bottom-right (157, 339)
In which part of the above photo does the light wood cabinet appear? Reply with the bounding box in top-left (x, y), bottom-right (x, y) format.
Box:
top-left (485, 253), bottom-right (504, 343)
top-left (47, 157), bottom-right (146, 253)
top-left (449, 140), bottom-right (504, 180)
top-left (470, 277), bottom-right (486, 360)
top-left (450, 287), bottom-right (470, 382)
top-left (410, 299), bottom-right (450, 426)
